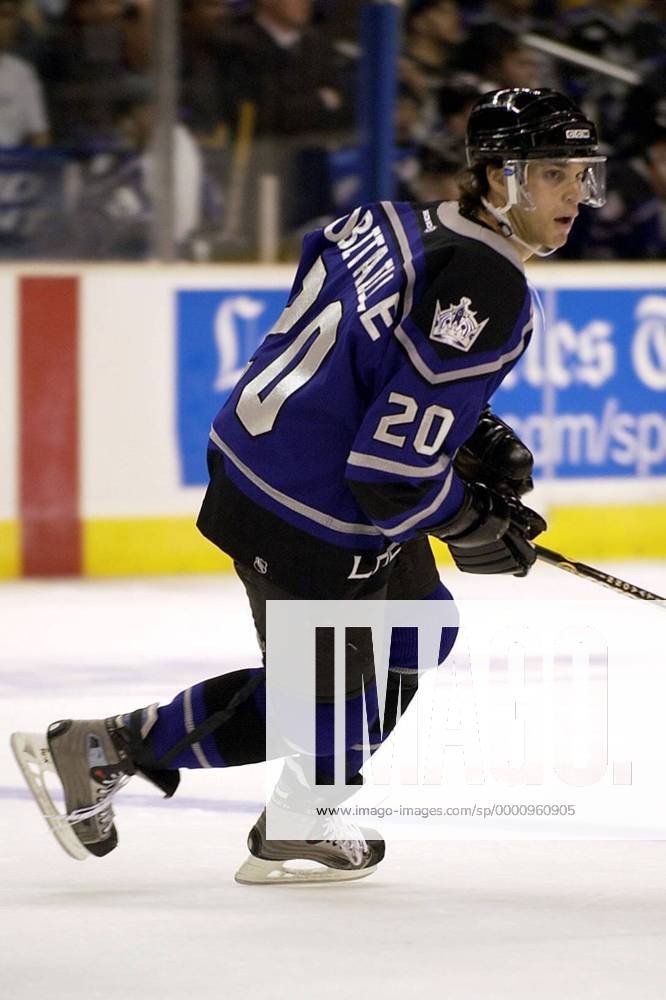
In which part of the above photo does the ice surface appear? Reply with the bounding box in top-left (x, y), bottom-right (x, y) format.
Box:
top-left (2, 564), bottom-right (666, 1000)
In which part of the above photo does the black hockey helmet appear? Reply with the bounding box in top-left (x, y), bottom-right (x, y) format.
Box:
top-left (466, 88), bottom-right (600, 163)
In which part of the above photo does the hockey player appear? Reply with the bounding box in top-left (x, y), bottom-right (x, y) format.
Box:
top-left (12, 89), bottom-right (606, 884)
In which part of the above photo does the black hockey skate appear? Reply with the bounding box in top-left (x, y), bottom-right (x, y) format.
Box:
top-left (11, 707), bottom-right (179, 860)
top-left (235, 806), bottom-right (385, 885)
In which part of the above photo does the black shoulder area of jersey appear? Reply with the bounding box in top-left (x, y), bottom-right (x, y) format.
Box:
top-left (409, 209), bottom-right (528, 362)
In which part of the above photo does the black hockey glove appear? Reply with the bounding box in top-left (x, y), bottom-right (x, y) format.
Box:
top-left (454, 406), bottom-right (535, 497)
top-left (433, 483), bottom-right (547, 577)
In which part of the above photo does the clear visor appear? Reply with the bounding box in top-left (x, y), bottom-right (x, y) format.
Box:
top-left (502, 158), bottom-right (607, 209)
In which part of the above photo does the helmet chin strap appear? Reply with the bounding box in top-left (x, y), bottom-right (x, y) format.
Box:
top-left (480, 196), bottom-right (558, 258)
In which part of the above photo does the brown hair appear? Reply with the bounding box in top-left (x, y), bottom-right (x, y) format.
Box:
top-left (457, 160), bottom-right (501, 216)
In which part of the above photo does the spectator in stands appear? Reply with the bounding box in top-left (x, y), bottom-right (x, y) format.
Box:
top-left (559, 0), bottom-right (664, 73)
top-left (395, 79), bottom-right (427, 147)
top-left (71, 83), bottom-right (205, 257)
top-left (397, 142), bottom-right (461, 202)
top-left (33, 0), bottom-right (67, 14)
top-left (561, 85), bottom-right (666, 261)
top-left (3, 0), bottom-right (48, 65)
top-left (393, 81), bottom-right (424, 198)
top-left (436, 81), bottom-right (479, 139)
top-left (401, 0), bottom-right (464, 102)
top-left (454, 24), bottom-right (541, 91)
top-left (180, 0), bottom-right (239, 144)
top-left (0, 0), bottom-right (49, 146)
top-left (116, 88), bottom-right (203, 245)
top-left (558, 0), bottom-right (665, 146)
top-left (314, 0), bottom-right (360, 55)
top-left (223, 0), bottom-right (354, 138)
top-left (214, 0), bottom-right (356, 241)
top-left (123, 0), bottom-right (151, 73)
top-left (415, 143), bottom-right (460, 200)
top-left (40, 0), bottom-right (152, 148)
top-left (465, 0), bottom-right (555, 35)
top-left (430, 79), bottom-right (482, 168)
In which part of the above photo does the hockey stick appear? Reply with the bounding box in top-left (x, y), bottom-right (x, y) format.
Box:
top-left (535, 544), bottom-right (665, 605)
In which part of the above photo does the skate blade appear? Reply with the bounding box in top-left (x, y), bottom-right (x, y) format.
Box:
top-left (234, 854), bottom-right (377, 885)
top-left (10, 732), bottom-right (89, 862)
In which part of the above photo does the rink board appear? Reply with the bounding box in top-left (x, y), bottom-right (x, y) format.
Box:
top-left (0, 262), bottom-right (665, 577)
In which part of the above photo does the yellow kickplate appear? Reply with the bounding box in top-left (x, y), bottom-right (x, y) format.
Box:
top-left (432, 503), bottom-right (666, 566)
top-left (3, 504), bottom-right (662, 579)
top-left (541, 504), bottom-right (666, 560)
top-left (0, 521), bottom-right (20, 578)
top-left (83, 517), bottom-right (234, 576)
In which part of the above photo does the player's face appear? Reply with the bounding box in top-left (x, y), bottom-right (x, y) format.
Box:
top-left (510, 160), bottom-right (586, 250)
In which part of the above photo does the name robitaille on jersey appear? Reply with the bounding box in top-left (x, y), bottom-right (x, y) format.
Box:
top-left (197, 200), bottom-right (534, 593)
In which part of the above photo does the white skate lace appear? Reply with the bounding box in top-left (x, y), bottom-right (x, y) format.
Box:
top-left (58, 773), bottom-right (131, 836)
top-left (322, 816), bottom-right (368, 867)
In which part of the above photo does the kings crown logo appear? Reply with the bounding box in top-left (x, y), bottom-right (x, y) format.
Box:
top-left (429, 296), bottom-right (489, 352)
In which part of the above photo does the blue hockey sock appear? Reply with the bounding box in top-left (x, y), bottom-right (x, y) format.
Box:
top-left (388, 579), bottom-right (458, 671)
top-left (139, 668), bottom-right (266, 770)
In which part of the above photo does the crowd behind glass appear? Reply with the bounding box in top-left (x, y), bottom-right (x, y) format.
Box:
top-left (1, 0), bottom-right (664, 260)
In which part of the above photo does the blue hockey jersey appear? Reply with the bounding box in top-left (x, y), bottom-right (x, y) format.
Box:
top-left (198, 200), bottom-right (533, 595)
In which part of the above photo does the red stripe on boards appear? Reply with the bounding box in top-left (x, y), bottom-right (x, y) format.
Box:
top-left (19, 276), bottom-right (81, 576)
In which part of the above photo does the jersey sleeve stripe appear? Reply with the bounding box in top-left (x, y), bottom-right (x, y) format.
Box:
top-left (375, 468), bottom-right (456, 537)
top-left (393, 317), bottom-right (533, 385)
top-left (346, 450), bottom-right (451, 478)
top-left (209, 428), bottom-right (383, 536)
top-left (381, 200), bottom-right (417, 322)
